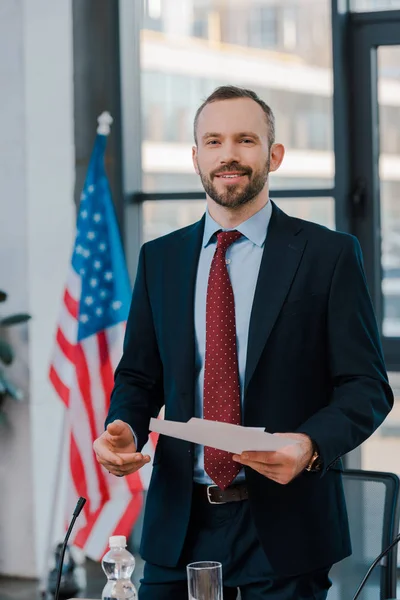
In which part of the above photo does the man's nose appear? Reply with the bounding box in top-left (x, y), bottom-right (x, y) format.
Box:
top-left (219, 141), bottom-right (241, 164)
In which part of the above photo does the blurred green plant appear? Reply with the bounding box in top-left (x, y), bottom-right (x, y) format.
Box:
top-left (0, 290), bottom-right (31, 423)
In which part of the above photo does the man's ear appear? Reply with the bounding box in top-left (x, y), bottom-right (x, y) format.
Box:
top-left (269, 143), bottom-right (285, 173)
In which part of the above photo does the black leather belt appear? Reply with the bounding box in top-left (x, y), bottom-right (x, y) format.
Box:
top-left (194, 483), bottom-right (249, 504)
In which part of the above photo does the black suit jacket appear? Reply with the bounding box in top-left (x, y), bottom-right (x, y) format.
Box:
top-left (106, 202), bottom-right (393, 576)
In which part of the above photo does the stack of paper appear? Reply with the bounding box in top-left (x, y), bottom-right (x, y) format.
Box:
top-left (149, 417), bottom-right (298, 454)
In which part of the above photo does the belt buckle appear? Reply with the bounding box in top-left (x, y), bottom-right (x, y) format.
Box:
top-left (206, 484), bottom-right (226, 505)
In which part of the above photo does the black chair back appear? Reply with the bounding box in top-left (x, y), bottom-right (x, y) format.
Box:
top-left (329, 469), bottom-right (400, 600)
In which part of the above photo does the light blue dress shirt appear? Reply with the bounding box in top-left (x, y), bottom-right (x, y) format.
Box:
top-left (193, 200), bottom-right (273, 484)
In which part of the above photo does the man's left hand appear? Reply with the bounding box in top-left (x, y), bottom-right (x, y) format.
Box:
top-left (232, 433), bottom-right (314, 485)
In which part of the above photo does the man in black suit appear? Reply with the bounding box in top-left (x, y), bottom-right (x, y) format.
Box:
top-left (93, 86), bottom-right (393, 599)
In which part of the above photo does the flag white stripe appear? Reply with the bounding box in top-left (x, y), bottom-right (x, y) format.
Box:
top-left (58, 303), bottom-right (79, 345)
top-left (138, 439), bottom-right (156, 489)
top-left (106, 322), bottom-right (125, 371)
top-left (51, 344), bottom-right (74, 389)
top-left (83, 485), bottom-right (131, 560)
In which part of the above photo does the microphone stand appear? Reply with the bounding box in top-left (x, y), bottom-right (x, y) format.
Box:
top-left (53, 497), bottom-right (86, 600)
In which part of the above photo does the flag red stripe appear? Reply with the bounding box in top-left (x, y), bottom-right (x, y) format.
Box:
top-left (74, 344), bottom-right (110, 503)
top-left (49, 365), bottom-right (70, 407)
top-left (70, 431), bottom-right (91, 514)
top-left (64, 288), bottom-right (79, 319)
top-left (56, 327), bottom-right (76, 363)
top-left (149, 431), bottom-right (159, 445)
top-left (126, 470), bottom-right (147, 494)
top-left (97, 331), bottom-right (114, 414)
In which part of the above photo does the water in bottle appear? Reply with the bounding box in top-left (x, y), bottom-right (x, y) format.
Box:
top-left (101, 535), bottom-right (137, 600)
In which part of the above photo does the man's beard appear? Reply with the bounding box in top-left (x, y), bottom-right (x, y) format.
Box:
top-left (198, 158), bottom-right (270, 209)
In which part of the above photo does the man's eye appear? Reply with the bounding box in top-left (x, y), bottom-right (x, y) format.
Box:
top-left (241, 139), bottom-right (253, 144)
top-left (207, 140), bottom-right (219, 145)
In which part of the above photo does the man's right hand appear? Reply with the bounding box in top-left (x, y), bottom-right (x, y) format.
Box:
top-left (93, 419), bottom-right (151, 477)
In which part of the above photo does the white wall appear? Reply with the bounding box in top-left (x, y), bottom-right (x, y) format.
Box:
top-left (0, 1), bottom-right (33, 576)
top-left (0, 0), bottom-right (75, 578)
top-left (25, 0), bottom-right (76, 580)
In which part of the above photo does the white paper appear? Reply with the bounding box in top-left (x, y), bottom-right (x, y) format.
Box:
top-left (149, 417), bottom-right (299, 454)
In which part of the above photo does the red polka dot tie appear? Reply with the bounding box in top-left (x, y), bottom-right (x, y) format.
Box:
top-left (204, 230), bottom-right (242, 489)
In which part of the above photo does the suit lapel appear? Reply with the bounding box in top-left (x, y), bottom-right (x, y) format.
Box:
top-left (165, 216), bottom-right (205, 403)
top-left (244, 203), bottom-right (307, 393)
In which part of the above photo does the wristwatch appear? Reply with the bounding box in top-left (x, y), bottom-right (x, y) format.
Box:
top-left (305, 442), bottom-right (322, 472)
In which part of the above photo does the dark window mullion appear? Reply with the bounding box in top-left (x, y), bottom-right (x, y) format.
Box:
top-left (270, 188), bottom-right (334, 199)
top-left (130, 188), bottom-right (335, 203)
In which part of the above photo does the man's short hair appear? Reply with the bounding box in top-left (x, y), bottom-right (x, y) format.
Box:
top-left (193, 85), bottom-right (275, 148)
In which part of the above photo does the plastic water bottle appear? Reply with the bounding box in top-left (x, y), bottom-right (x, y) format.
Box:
top-left (101, 535), bottom-right (137, 600)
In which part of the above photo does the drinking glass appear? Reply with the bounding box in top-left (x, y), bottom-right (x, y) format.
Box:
top-left (186, 561), bottom-right (223, 600)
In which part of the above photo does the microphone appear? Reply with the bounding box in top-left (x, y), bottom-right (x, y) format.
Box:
top-left (352, 531), bottom-right (400, 600)
top-left (53, 497), bottom-right (86, 600)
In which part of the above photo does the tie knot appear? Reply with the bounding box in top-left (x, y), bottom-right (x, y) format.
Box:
top-left (216, 230), bottom-right (242, 252)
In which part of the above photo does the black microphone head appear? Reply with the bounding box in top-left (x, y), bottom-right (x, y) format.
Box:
top-left (73, 497), bottom-right (86, 517)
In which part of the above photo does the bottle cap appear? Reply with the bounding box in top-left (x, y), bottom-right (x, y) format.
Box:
top-left (109, 535), bottom-right (127, 548)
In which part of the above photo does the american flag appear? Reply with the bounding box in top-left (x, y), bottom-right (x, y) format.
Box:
top-left (49, 126), bottom-right (155, 559)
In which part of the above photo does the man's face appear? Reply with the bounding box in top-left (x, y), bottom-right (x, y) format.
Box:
top-left (192, 98), bottom-right (273, 209)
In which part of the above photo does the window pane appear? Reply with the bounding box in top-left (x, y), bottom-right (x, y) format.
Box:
top-left (141, 0), bottom-right (334, 193)
top-left (143, 200), bottom-right (206, 242)
top-left (351, 0), bottom-right (400, 10)
top-left (378, 46), bottom-right (400, 338)
top-left (142, 198), bottom-right (334, 243)
top-left (275, 198), bottom-right (335, 229)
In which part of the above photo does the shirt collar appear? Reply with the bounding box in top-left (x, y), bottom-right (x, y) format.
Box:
top-left (202, 200), bottom-right (272, 248)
